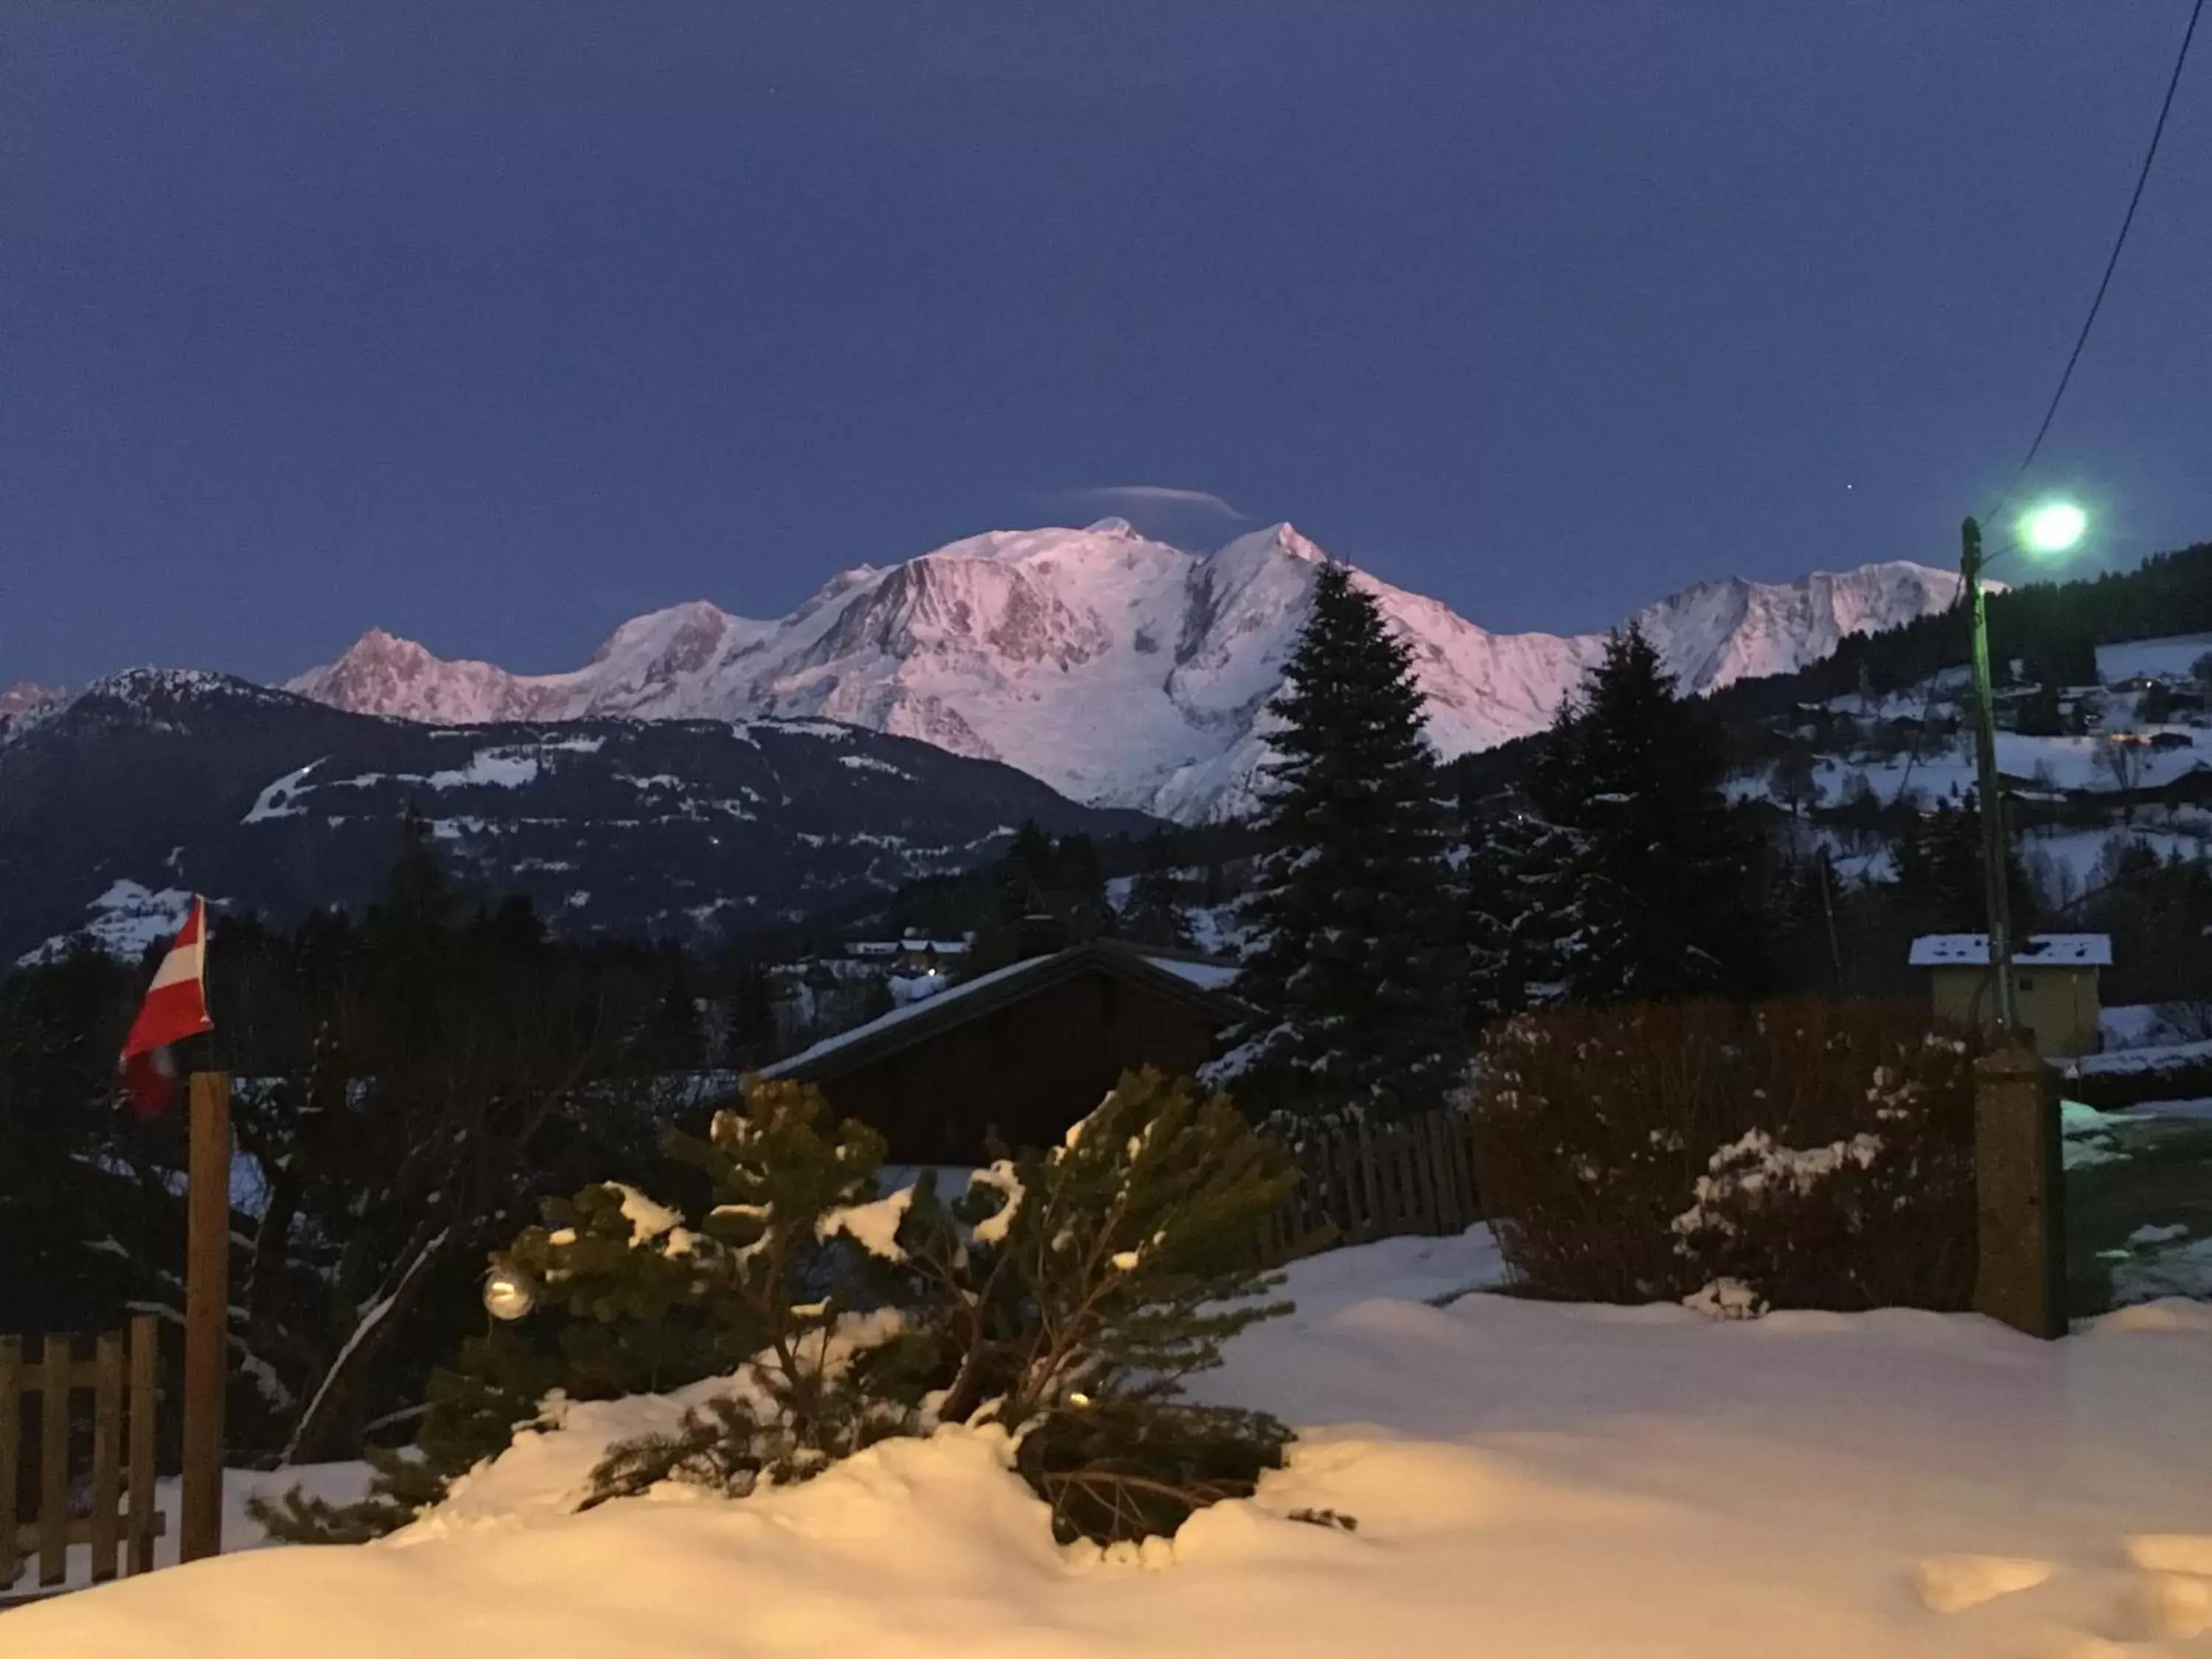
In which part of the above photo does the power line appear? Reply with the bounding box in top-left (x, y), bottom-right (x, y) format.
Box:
top-left (1838, 10), bottom-right (2202, 873)
top-left (1904, 2), bottom-right (2211, 821)
top-left (1994, 0), bottom-right (2205, 519)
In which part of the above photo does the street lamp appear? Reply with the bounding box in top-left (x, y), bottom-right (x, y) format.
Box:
top-left (1959, 500), bottom-right (2086, 1036)
top-left (2019, 501), bottom-right (2087, 557)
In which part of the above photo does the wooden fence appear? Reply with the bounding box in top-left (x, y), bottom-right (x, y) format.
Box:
top-left (1274, 1107), bottom-right (1483, 1251)
top-left (1, 1315), bottom-right (165, 1598)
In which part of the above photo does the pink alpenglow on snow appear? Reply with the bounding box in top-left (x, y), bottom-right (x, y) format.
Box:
top-left (14, 1228), bottom-right (2212, 1658)
top-left (287, 524), bottom-right (1966, 821)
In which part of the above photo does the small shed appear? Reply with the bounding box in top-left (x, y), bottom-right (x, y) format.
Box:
top-left (759, 942), bottom-right (1245, 1162)
top-left (1907, 933), bottom-right (2111, 1057)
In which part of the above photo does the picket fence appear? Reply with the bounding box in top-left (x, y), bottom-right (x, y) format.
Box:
top-left (1272, 1106), bottom-right (1483, 1252)
top-left (1, 1315), bottom-right (166, 1599)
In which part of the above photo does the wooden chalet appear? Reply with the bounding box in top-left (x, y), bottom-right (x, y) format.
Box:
top-left (759, 941), bottom-right (1245, 1163)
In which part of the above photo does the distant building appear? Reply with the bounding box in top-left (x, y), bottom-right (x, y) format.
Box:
top-left (1907, 933), bottom-right (2110, 1057)
top-left (842, 933), bottom-right (973, 975)
top-left (762, 941), bottom-right (1244, 1162)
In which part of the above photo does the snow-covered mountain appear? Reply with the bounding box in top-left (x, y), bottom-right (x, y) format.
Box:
top-left (0, 669), bottom-right (1154, 965)
top-left (288, 523), bottom-right (1966, 821)
top-left (0, 681), bottom-right (63, 714)
top-left (0, 681), bottom-right (69, 746)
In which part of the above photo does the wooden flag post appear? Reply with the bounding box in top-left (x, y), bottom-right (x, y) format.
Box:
top-left (180, 1069), bottom-right (230, 1562)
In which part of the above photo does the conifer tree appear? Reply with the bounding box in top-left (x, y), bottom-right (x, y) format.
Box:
top-left (723, 959), bottom-right (781, 1070)
top-left (1891, 794), bottom-right (2032, 936)
top-left (1121, 832), bottom-right (1194, 949)
top-left (1531, 625), bottom-right (1765, 1004)
top-left (1764, 848), bottom-right (1850, 996)
top-left (1216, 561), bottom-right (1468, 1121)
top-left (1463, 801), bottom-right (1579, 1030)
top-left (257, 1070), bottom-right (1298, 1548)
top-left (967, 821), bottom-right (1115, 973)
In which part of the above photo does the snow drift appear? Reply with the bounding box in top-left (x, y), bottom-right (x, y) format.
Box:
top-left (15, 1231), bottom-right (2212, 1659)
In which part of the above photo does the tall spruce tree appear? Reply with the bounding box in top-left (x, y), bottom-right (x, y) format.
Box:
top-left (1215, 561), bottom-right (1467, 1121)
top-left (1462, 799), bottom-right (1580, 1031)
top-left (1121, 832), bottom-right (1195, 949)
top-left (1891, 793), bottom-right (2033, 936)
top-left (1531, 625), bottom-right (1765, 1004)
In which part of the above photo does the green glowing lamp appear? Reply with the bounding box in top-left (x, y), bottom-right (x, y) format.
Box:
top-left (2017, 501), bottom-right (2087, 557)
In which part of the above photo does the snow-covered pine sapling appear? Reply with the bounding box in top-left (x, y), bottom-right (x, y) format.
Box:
top-left (254, 1175), bottom-right (742, 1543)
top-left (498, 1179), bottom-right (743, 1398)
top-left (585, 1079), bottom-right (942, 1504)
top-left (276, 1072), bottom-right (1309, 1546)
top-left (976, 1068), bottom-right (1300, 1543)
top-left (989, 1068), bottom-right (1295, 1422)
top-left (888, 1159), bottom-right (1027, 1429)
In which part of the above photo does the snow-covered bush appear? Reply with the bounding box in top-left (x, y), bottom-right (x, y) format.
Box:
top-left (1472, 998), bottom-right (1977, 1310)
top-left (260, 1068), bottom-right (1298, 1548)
top-left (589, 1068), bottom-right (1296, 1542)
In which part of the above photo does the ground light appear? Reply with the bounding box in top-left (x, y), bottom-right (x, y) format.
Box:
top-left (483, 1265), bottom-right (541, 1321)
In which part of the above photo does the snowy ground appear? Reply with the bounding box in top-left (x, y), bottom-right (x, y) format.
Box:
top-left (2098, 636), bottom-right (2212, 684)
top-left (0, 1463), bottom-right (369, 1601)
top-left (1728, 655), bottom-right (2212, 832)
top-left (2064, 1098), bottom-right (2212, 1312)
top-left (1733, 731), bottom-right (2212, 812)
top-left (2103, 1004), bottom-right (2196, 1052)
top-left (2075, 1040), bottom-right (2212, 1080)
top-left (15, 1226), bottom-right (2212, 1657)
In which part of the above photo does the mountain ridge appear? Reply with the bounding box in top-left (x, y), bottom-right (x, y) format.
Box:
top-left (286, 524), bottom-right (1968, 821)
top-left (0, 669), bottom-right (1155, 965)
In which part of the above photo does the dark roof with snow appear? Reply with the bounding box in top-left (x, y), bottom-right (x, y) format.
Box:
top-left (759, 941), bottom-right (1245, 1082)
top-left (1908, 933), bottom-right (2112, 968)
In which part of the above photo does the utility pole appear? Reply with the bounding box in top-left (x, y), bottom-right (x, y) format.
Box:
top-left (1960, 516), bottom-right (2019, 1034)
top-left (1959, 507), bottom-right (2083, 1340)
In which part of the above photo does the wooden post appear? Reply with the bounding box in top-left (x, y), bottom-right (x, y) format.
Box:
top-left (1972, 1043), bottom-right (2067, 1339)
top-left (126, 1315), bottom-right (159, 1576)
top-left (90, 1329), bottom-right (124, 1583)
top-left (1355, 1119), bottom-right (1382, 1243)
top-left (38, 1336), bottom-right (68, 1587)
top-left (180, 1069), bottom-right (231, 1562)
top-left (0, 1335), bottom-right (18, 1592)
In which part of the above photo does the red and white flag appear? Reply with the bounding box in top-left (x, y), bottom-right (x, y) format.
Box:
top-left (118, 896), bottom-right (215, 1116)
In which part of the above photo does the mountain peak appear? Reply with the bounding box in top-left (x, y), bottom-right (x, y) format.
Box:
top-left (85, 667), bottom-right (288, 709)
top-left (1208, 521), bottom-right (1326, 571)
top-left (1, 681), bottom-right (66, 717)
top-left (345, 626), bottom-right (433, 661)
top-left (280, 526), bottom-right (1968, 821)
top-left (288, 628), bottom-right (538, 725)
top-left (591, 599), bottom-right (744, 664)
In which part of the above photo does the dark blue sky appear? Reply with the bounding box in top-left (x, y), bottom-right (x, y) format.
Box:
top-left (5, 2), bottom-right (2208, 687)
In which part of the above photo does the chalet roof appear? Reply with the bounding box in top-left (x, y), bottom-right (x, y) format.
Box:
top-left (759, 942), bottom-right (1245, 1082)
top-left (1908, 933), bottom-right (2112, 969)
top-left (844, 937), bottom-right (971, 957)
